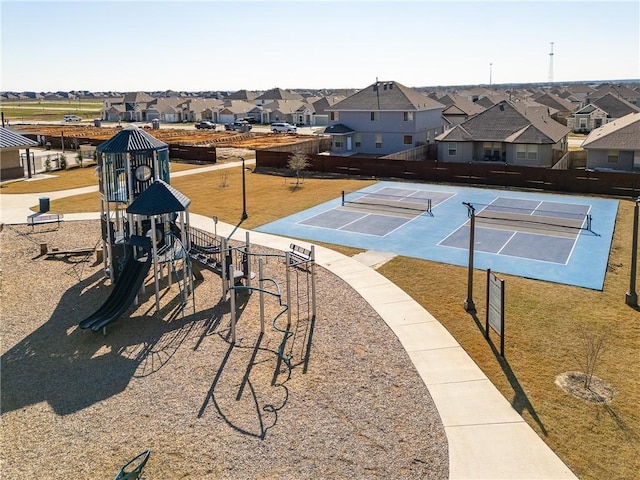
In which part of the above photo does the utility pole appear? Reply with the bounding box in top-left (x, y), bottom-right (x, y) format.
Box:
top-left (489, 63), bottom-right (493, 86)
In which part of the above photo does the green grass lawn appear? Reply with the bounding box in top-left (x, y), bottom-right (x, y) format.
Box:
top-left (0, 99), bottom-right (103, 122)
top-left (2, 164), bottom-right (638, 479)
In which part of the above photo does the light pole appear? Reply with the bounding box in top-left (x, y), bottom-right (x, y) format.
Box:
top-left (463, 202), bottom-right (476, 312)
top-left (626, 196), bottom-right (639, 307)
top-left (241, 157), bottom-right (248, 221)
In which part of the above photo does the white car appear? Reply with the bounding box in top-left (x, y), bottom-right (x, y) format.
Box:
top-left (63, 115), bottom-right (82, 122)
top-left (271, 122), bottom-right (297, 133)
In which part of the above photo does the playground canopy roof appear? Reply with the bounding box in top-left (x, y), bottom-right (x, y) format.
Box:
top-left (126, 180), bottom-right (190, 216)
top-left (97, 125), bottom-right (167, 154)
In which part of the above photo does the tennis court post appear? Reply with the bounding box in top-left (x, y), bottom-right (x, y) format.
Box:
top-left (463, 202), bottom-right (476, 312)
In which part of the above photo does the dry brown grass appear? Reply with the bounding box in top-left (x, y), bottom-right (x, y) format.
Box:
top-left (0, 161), bottom-right (201, 194)
top-left (378, 198), bottom-right (640, 480)
top-left (23, 166), bottom-right (376, 231)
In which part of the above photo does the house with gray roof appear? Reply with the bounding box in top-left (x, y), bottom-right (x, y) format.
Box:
top-left (530, 92), bottom-right (577, 125)
top-left (567, 93), bottom-right (640, 133)
top-left (436, 93), bottom-right (485, 125)
top-left (325, 80), bottom-right (446, 155)
top-left (581, 112), bottom-right (640, 171)
top-left (435, 100), bottom-right (570, 167)
top-left (0, 127), bottom-right (38, 181)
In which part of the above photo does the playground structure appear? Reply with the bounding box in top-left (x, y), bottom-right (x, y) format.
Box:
top-left (79, 125), bottom-right (318, 378)
top-left (187, 223), bottom-right (317, 375)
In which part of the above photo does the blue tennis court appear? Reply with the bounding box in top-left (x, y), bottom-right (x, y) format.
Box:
top-left (256, 182), bottom-right (619, 290)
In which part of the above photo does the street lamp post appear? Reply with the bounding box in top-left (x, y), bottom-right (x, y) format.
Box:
top-left (463, 202), bottom-right (477, 312)
top-left (626, 196), bottom-right (639, 307)
top-left (241, 157), bottom-right (248, 221)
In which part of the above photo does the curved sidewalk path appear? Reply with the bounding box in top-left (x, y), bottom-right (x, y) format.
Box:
top-left (0, 164), bottom-right (577, 479)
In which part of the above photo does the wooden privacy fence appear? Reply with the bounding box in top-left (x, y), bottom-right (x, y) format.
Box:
top-left (256, 149), bottom-right (640, 197)
top-left (22, 134), bottom-right (217, 164)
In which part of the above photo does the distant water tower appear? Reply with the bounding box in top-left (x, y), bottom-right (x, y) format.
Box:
top-left (548, 42), bottom-right (554, 83)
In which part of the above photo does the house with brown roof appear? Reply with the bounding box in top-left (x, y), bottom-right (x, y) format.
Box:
top-left (567, 93), bottom-right (640, 133)
top-left (435, 101), bottom-right (570, 167)
top-left (324, 80), bottom-right (446, 155)
top-left (254, 88), bottom-right (303, 106)
top-left (581, 112), bottom-right (640, 171)
top-left (260, 100), bottom-right (313, 125)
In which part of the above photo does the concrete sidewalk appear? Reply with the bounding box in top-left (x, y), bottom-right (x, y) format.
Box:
top-left (0, 168), bottom-right (577, 479)
top-left (189, 214), bottom-right (577, 480)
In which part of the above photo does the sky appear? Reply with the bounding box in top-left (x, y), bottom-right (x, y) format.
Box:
top-left (1, 0), bottom-right (639, 92)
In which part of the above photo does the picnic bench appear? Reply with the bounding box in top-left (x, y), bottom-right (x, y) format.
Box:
top-left (288, 243), bottom-right (313, 267)
top-left (27, 213), bottom-right (63, 229)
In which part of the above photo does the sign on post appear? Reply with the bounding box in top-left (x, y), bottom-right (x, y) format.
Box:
top-left (486, 269), bottom-right (505, 357)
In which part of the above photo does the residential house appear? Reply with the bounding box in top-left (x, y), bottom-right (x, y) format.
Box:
top-left (435, 93), bottom-right (485, 126)
top-left (529, 92), bottom-right (577, 125)
top-left (581, 112), bottom-right (640, 171)
top-left (567, 93), bottom-right (640, 133)
top-left (310, 95), bottom-right (345, 126)
top-left (217, 100), bottom-right (257, 124)
top-left (325, 80), bottom-right (446, 155)
top-left (261, 100), bottom-right (313, 125)
top-left (0, 127), bottom-right (38, 181)
top-left (254, 88), bottom-right (303, 106)
top-left (435, 100), bottom-right (570, 167)
top-left (588, 84), bottom-right (640, 106)
top-left (102, 92), bottom-right (155, 122)
top-left (227, 89), bottom-right (257, 102)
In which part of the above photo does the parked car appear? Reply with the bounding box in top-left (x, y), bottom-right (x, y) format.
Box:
top-left (271, 122), bottom-right (297, 133)
top-left (63, 115), bottom-right (82, 122)
top-left (225, 120), bottom-right (252, 131)
top-left (238, 117), bottom-right (258, 124)
top-left (195, 120), bottom-right (216, 129)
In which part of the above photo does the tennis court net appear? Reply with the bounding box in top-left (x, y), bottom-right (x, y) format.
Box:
top-left (342, 190), bottom-right (432, 215)
top-left (474, 204), bottom-right (592, 232)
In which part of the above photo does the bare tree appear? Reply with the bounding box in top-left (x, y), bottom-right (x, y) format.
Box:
top-left (574, 330), bottom-right (607, 389)
top-left (287, 151), bottom-right (311, 186)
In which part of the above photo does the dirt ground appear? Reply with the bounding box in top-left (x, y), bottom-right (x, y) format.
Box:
top-left (11, 125), bottom-right (307, 150)
top-left (0, 221), bottom-right (448, 479)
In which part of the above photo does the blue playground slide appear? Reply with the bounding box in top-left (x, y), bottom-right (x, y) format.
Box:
top-left (79, 253), bottom-right (152, 332)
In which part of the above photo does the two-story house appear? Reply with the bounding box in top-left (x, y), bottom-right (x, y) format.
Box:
top-left (324, 80), bottom-right (446, 155)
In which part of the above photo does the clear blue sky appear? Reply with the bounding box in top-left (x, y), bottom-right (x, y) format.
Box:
top-left (1, 0), bottom-right (638, 92)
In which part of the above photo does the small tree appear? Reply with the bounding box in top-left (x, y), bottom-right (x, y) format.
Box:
top-left (45, 155), bottom-right (51, 172)
top-left (574, 330), bottom-right (607, 389)
top-left (287, 151), bottom-right (310, 186)
top-left (59, 154), bottom-right (67, 170)
top-left (76, 152), bottom-right (83, 168)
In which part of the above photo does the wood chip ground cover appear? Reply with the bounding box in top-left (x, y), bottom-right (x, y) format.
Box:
top-left (0, 221), bottom-right (448, 479)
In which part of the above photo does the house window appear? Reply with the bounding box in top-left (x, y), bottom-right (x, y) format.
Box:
top-left (354, 133), bottom-right (361, 148)
top-left (579, 118), bottom-right (587, 128)
top-left (371, 111), bottom-right (380, 121)
top-left (375, 134), bottom-right (382, 148)
top-left (403, 112), bottom-right (414, 121)
top-left (403, 135), bottom-right (413, 145)
top-left (516, 144), bottom-right (538, 161)
top-left (608, 150), bottom-right (619, 163)
top-left (330, 112), bottom-right (338, 121)
top-left (333, 137), bottom-right (343, 148)
top-left (448, 142), bottom-right (457, 156)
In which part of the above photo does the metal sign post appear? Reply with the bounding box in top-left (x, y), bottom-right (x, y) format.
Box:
top-left (486, 269), bottom-right (505, 357)
top-left (626, 197), bottom-right (639, 308)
